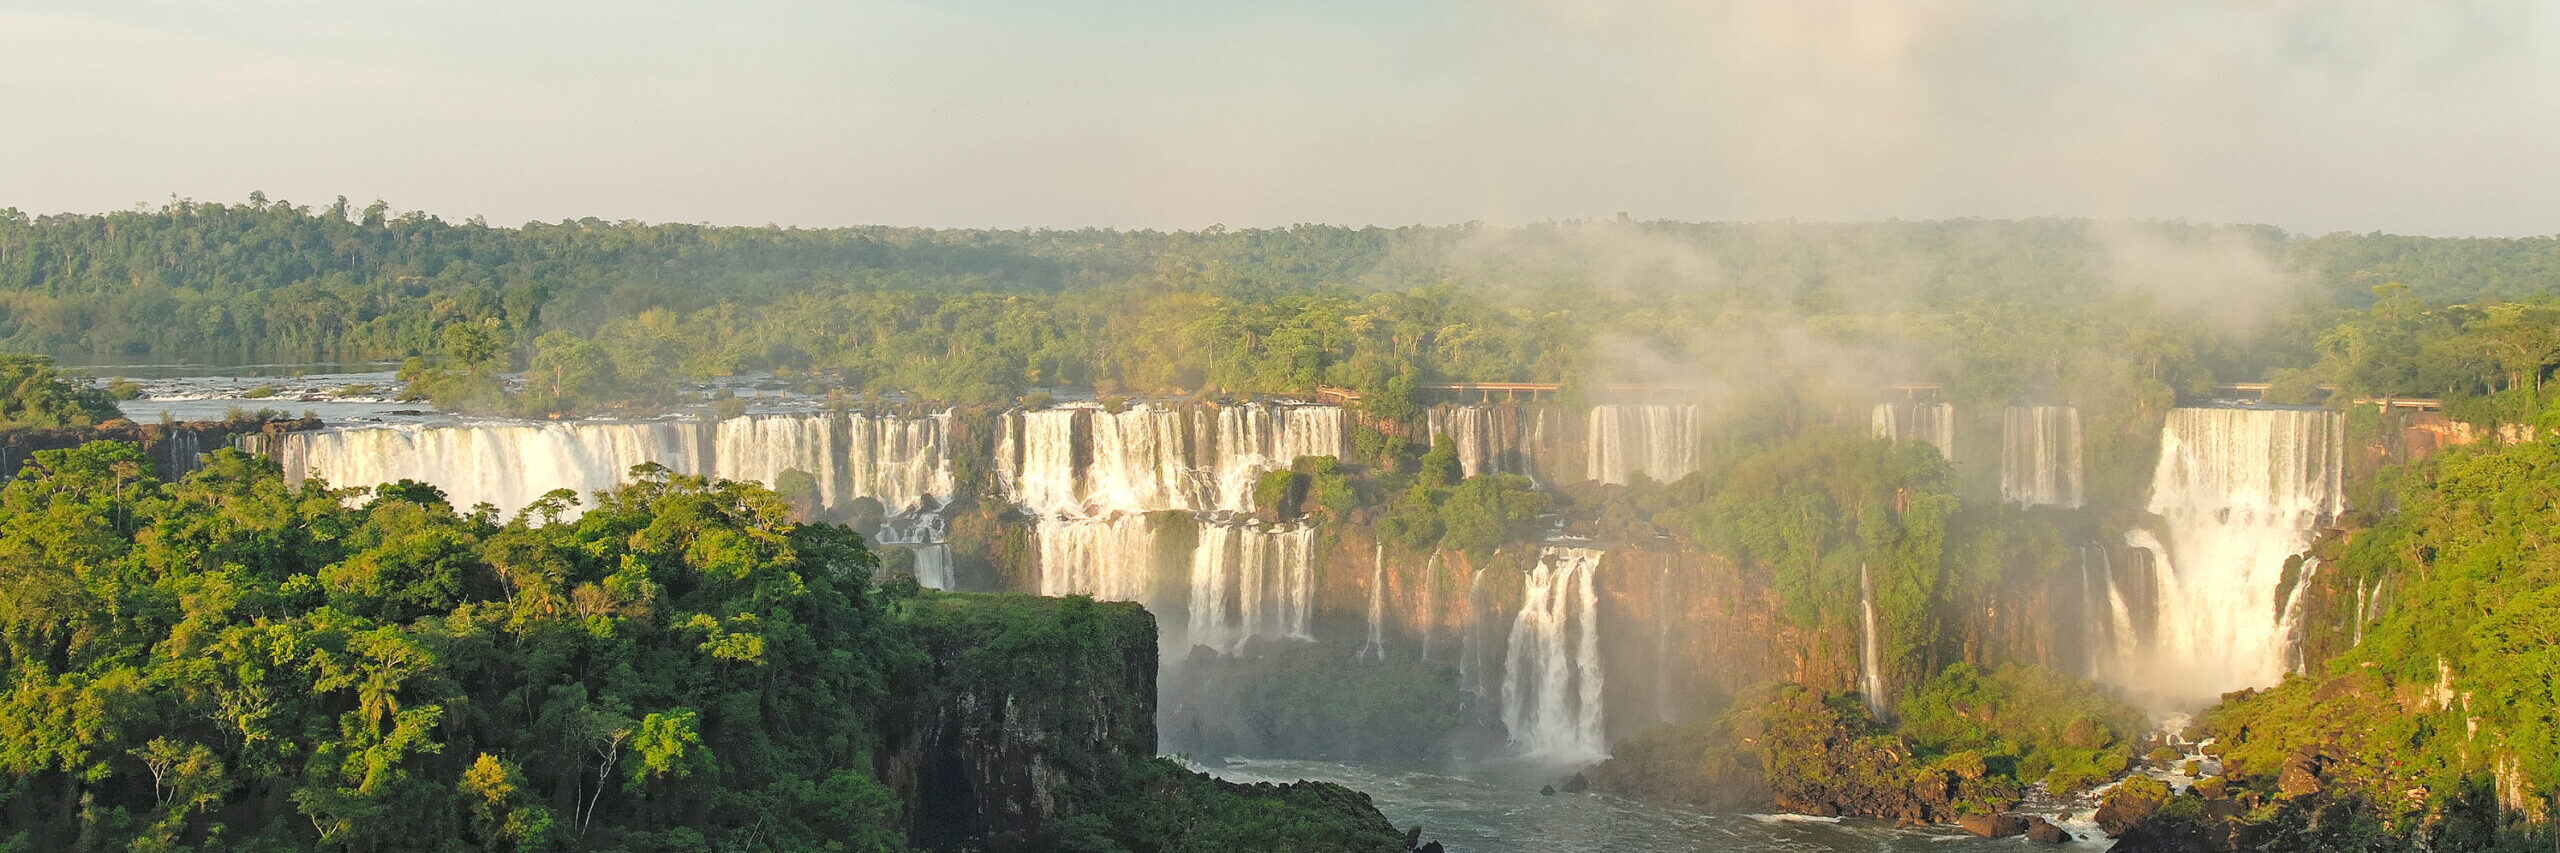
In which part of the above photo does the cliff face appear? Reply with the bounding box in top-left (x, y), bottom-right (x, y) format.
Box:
top-left (877, 595), bottom-right (1159, 852)
top-left (875, 592), bottom-right (1416, 853)
top-left (1, 416), bottom-right (318, 482)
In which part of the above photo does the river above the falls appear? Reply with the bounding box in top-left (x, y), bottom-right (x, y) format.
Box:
top-left (1202, 758), bottom-right (2110, 852)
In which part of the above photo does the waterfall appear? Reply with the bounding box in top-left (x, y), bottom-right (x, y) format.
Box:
top-left (1585, 404), bottom-right (1700, 485)
top-left (2353, 578), bottom-right (2371, 646)
top-left (1202, 404), bottom-right (1349, 512)
top-left (1357, 545), bottom-right (1388, 664)
top-left (277, 421), bottom-right (709, 516)
top-left (846, 411), bottom-right (956, 513)
top-left (908, 543), bottom-right (955, 590)
top-left (1004, 402), bottom-right (1345, 657)
top-left (1429, 404), bottom-right (1538, 481)
top-left (1456, 567), bottom-right (1492, 699)
top-left (1859, 562), bottom-right (1888, 720)
top-left (2118, 407), bottom-right (2346, 707)
top-left (1501, 546), bottom-right (1608, 762)
top-left (2001, 406), bottom-right (2084, 508)
top-left (1873, 402), bottom-right (1957, 462)
top-left (1005, 402), bottom-right (1346, 518)
top-left (1010, 409), bottom-right (1088, 516)
top-left (1654, 563), bottom-right (1675, 723)
top-left (1418, 550), bottom-right (1441, 661)
top-left (714, 414), bottom-right (842, 508)
top-left (1085, 406), bottom-right (1200, 514)
top-left (1035, 514), bottom-right (1166, 606)
top-left (1184, 521), bottom-right (1316, 653)
top-left (2278, 557), bottom-right (2321, 673)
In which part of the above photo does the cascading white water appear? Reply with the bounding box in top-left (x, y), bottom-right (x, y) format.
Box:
top-left (1417, 550), bottom-right (1441, 661)
top-left (1009, 409), bottom-right (1087, 516)
top-left (1429, 404), bottom-right (1538, 481)
top-left (2279, 557), bottom-right (2321, 673)
top-left (1006, 403), bottom-right (1346, 518)
top-left (1035, 514), bottom-right (1165, 605)
top-left (1357, 544), bottom-right (1388, 663)
top-left (277, 421), bottom-right (708, 516)
top-left (1501, 546), bottom-right (1608, 762)
top-left (1184, 521), bottom-right (1316, 653)
top-left (1873, 402), bottom-right (1958, 462)
top-left (1085, 407), bottom-right (1199, 514)
top-left (714, 414), bottom-right (841, 507)
top-left (2001, 406), bottom-right (2084, 508)
top-left (1457, 567), bottom-right (1492, 699)
top-left (1203, 404), bottom-right (1349, 513)
top-left (1585, 404), bottom-right (1700, 485)
top-left (846, 411), bottom-right (957, 513)
top-left (907, 543), bottom-right (955, 590)
top-left (1859, 562), bottom-right (1888, 720)
top-left (2117, 407), bottom-right (2345, 708)
top-left (1008, 402), bottom-right (1347, 657)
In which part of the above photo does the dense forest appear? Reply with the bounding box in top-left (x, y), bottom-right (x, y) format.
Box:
top-left (0, 434), bottom-right (1411, 851)
top-left (9, 197), bottom-right (2560, 421)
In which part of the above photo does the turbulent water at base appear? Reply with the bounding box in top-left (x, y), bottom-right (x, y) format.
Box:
top-left (1007, 402), bottom-right (1347, 653)
top-left (2116, 407), bottom-right (2345, 708)
top-left (2001, 406), bottom-right (2084, 508)
top-left (1585, 405), bottom-right (1699, 485)
top-left (1502, 547), bottom-right (1608, 763)
top-left (1204, 759), bottom-right (2039, 853)
top-left (1872, 402), bottom-right (1957, 462)
top-left (1859, 563), bottom-right (1888, 721)
top-left (277, 421), bottom-right (710, 515)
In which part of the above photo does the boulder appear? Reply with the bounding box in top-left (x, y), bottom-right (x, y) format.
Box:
top-left (2096, 779), bottom-right (2171, 837)
top-left (1955, 813), bottom-right (2028, 838)
top-left (2023, 816), bottom-right (2072, 843)
top-left (2278, 753), bottom-right (2324, 797)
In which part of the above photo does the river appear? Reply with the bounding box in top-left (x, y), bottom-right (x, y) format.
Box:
top-left (1202, 758), bottom-right (2112, 852)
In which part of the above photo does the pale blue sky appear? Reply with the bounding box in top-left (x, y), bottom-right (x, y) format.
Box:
top-left (4, 1), bottom-right (2556, 235)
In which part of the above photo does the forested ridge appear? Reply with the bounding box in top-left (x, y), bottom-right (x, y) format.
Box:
top-left (12, 197), bottom-right (2560, 419)
top-left (0, 440), bottom-right (1409, 852)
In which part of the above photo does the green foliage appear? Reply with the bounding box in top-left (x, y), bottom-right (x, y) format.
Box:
top-left (1254, 469), bottom-right (1308, 520)
top-left (0, 205), bottom-right (2430, 421)
top-left (2181, 436), bottom-right (2560, 847)
top-left (1594, 664), bottom-right (2144, 819)
top-left (0, 353), bottom-right (121, 430)
top-left (0, 442), bottom-right (901, 850)
top-left (1893, 663), bottom-right (2145, 793)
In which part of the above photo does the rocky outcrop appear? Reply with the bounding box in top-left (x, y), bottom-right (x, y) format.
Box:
top-left (2095, 777), bottom-right (2170, 837)
top-left (1955, 813), bottom-right (2026, 837)
top-left (877, 595), bottom-right (1160, 852)
top-left (877, 591), bottom-right (1420, 853)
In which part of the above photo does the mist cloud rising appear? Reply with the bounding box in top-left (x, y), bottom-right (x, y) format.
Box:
top-left (1, 1), bottom-right (2552, 235)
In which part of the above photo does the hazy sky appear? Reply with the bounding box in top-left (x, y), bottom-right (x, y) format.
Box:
top-left (4, 1), bottom-right (2556, 235)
